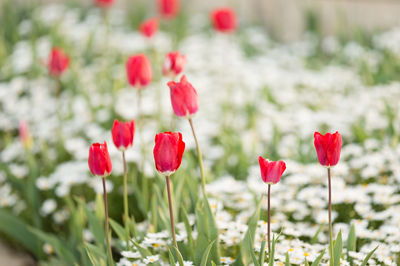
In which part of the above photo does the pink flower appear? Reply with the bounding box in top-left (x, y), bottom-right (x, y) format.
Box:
top-left (126, 54), bottom-right (152, 88)
top-left (19, 120), bottom-right (33, 149)
top-left (111, 119), bottom-right (135, 151)
top-left (210, 8), bottom-right (237, 33)
top-left (314, 131), bottom-right (342, 167)
top-left (258, 156), bottom-right (286, 184)
top-left (139, 18), bottom-right (159, 38)
top-left (88, 142), bottom-right (112, 177)
top-left (167, 75), bottom-right (199, 117)
top-left (48, 47), bottom-right (69, 77)
top-left (163, 51), bottom-right (186, 78)
top-left (158, 0), bottom-right (180, 19)
top-left (153, 132), bottom-right (185, 175)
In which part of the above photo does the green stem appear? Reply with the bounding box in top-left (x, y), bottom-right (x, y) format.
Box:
top-left (102, 177), bottom-right (114, 266)
top-left (188, 118), bottom-right (206, 198)
top-left (165, 175), bottom-right (178, 249)
top-left (122, 151), bottom-right (130, 247)
top-left (328, 167), bottom-right (334, 266)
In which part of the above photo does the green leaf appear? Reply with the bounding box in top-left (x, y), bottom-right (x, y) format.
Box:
top-left (259, 240), bottom-right (266, 265)
top-left (194, 198), bottom-right (220, 265)
top-left (310, 224), bottom-right (324, 244)
top-left (109, 219), bottom-right (126, 242)
top-left (248, 236), bottom-right (260, 266)
top-left (311, 249), bottom-right (325, 266)
top-left (360, 246), bottom-right (378, 266)
top-left (85, 242), bottom-right (107, 266)
top-left (75, 197), bottom-right (105, 248)
top-left (173, 247), bottom-right (185, 266)
top-left (285, 252), bottom-right (290, 266)
top-left (181, 206), bottom-right (195, 262)
top-left (0, 209), bottom-right (41, 257)
top-left (305, 258), bottom-right (310, 266)
top-left (30, 228), bottom-right (75, 265)
top-left (236, 199), bottom-right (262, 265)
top-left (346, 224), bottom-right (356, 252)
top-left (268, 234), bottom-right (277, 266)
top-left (130, 239), bottom-right (151, 257)
top-left (200, 240), bottom-right (216, 266)
top-left (333, 231), bottom-right (342, 266)
top-left (168, 248), bottom-right (176, 266)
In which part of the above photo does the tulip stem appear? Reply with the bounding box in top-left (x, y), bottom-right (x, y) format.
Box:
top-left (327, 167), bottom-right (334, 266)
top-left (188, 118), bottom-right (206, 197)
top-left (122, 151), bottom-right (130, 247)
top-left (102, 177), bottom-right (114, 266)
top-left (267, 184), bottom-right (271, 256)
top-left (165, 175), bottom-right (178, 249)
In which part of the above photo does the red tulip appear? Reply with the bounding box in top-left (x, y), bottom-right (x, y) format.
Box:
top-left (111, 119), bottom-right (135, 151)
top-left (153, 132), bottom-right (185, 175)
top-left (139, 18), bottom-right (159, 38)
top-left (163, 51), bottom-right (186, 78)
top-left (259, 156), bottom-right (286, 184)
top-left (48, 47), bottom-right (69, 77)
top-left (211, 8), bottom-right (237, 33)
top-left (94, 0), bottom-right (114, 7)
top-left (314, 131), bottom-right (342, 167)
top-left (126, 54), bottom-right (152, 88)
top-left (88, 142), bottom-right (112, 177)
top-left (167, 75), bottom-right (199, 117)
top-left (158, 0), bottom-right (179, 19)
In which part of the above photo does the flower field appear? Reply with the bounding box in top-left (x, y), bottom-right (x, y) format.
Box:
top-left (0, 1), bottom-right (400, 265)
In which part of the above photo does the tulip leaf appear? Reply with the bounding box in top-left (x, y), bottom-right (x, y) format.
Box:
top-left (173, 246), bottom-right (185, 266)
top-left (194, 197), bottom-right (220, 265)
top-left (249, 235), bottom-right (261, 266)
top-left (285, 252), bottom-right (290, 266)
top-left (360, 246), bottom-right (378, 266)
top-left (109, 219), bottom-right (126, 242)
top-left (259, 240), bottom-right (266, 265)
top-left (0, 209), bottom-right (41, 257)
top-left (333, 231), bottom-right (342, 266)
top-left (85, 242), bottom-right (107, 266)
top-left (130, 239), bottom-right (152, 257)
top-left (181, 205), bottom-right (195, 262)
top-left (347, 224), bottom-right (356, 252)
top-left (268, 234), bottom-right (277, 266)
top-left (311, 249), bottom-right (325, 266)
top-left (310, 224), bottom-right (324, 244)
top-left (168, 248), bottom-right (176, 266)
top-left (200, 239), bottom-right (216, 266)
top-left (234, 198), bottom-right (262, 265)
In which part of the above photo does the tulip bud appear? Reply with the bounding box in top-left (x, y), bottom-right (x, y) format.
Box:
top-left (314, 131), bottom-right (342, 167)
top-left (48, 47), bottom-right (69, 77)
top-left (163, 52), bottom-right (186, 78)
top-left (258, 156), bottom-right (286, 184)
top-left (19, 120), bottom-right (33, 149)
top-left (158, 0), bottom-right (180, 19)
top-left (111, 119), bottom-right (135, 151)
top-left (153, 132), bottom-right (185, 176)
top-left (167, 75), bottom-right (199, 117)
top-left (139, 18), bottom-right (159, 38)
top-left (211, 8), bottom-right (237, 33)
top-left (88, 142), bottom-right (112, 177)
top-left (94, 0), bottom-right (114, 7)
top-left (126, 54), bottom-right (152, 88)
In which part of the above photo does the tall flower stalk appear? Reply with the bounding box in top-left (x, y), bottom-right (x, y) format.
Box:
top-left (258, 156), bottom-right (286, 256)
top-left (111, 119), bottom-right (135, 246)
top-left (314, 131), bottom-right (342, 265)
top-left (153, 132), bottom-right (185, 249)
top-left (88, 142), bottom-right (113, 265)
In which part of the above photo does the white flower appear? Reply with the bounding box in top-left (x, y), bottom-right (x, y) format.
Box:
top-left (143, 255), bottom-right (159, 264)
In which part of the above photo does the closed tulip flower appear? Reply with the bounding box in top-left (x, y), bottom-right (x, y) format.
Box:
top-left (111, 119), bottom-right (135, 151)
top-left (163, 51), bottom-right (186, 78)
top-left (19, 120), bottom-right (33, 149)
top-left (139, 18), bottom-right (158, 38)
top-left (126, 54), bottom-right (152, 88)
top-left (48, 47), bottom-right (69, 77)
top-left (211, 8), bottom-right (237, 33)
top-left (258, 156), bottom-right (286, 184)
top-left (314, 131), bottom-right (342, 167)
top-left (158, 0), bottom-right (179, 19)
top-left (168, 75), bottom-right (199, 117)
top-left (95, 0), bottom-right (114, 7)
top-left (153, 132), bottom-right (185, 175)
top-left (88, 142), bottom-right (112, 177)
